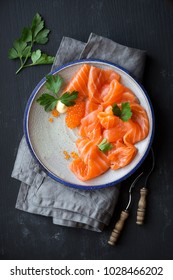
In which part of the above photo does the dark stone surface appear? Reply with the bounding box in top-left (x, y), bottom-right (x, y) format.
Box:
top-left (0, 0), bottom-right (173, 260)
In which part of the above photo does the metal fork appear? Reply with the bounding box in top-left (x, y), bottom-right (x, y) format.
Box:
top-left (108, 172), bottom-right (143, 246)
top-left (136, 147), bottom-right (155, 225)
top-left (108, 147), bottom-right (155, 246)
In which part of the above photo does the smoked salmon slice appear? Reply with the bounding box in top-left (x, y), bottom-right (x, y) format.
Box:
top-left (97, 105), bottom-right (125, 129)
top-left (88, 66), bottom-right (120, 103)
top-left (102, 80), bottom-right (139, 108)
top-left (84, 99), bottom-right (100, 115)
top-left (69, 138), bottom-right (110, 181)
top-left (97, 106), bottom-right (127, 142)
top-left (78, 106), bottom-right (103, 143)
top-left (63, 64), bottom-right (91, 99)
top-left (121, 90), bottom-right (139, 104)
top-left (103, 125), bottom-right (127, 143)
top-left (102, 79), bottom-right (126, 107)
top-left (108, 140), bottom-right (137, 170)
top-left (97, 106), bottom-right (119, 129)
top-left (123, 103), bottom-right (149, 145)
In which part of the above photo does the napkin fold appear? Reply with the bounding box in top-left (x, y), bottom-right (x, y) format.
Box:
top-left (11, 33), bottom-right (146, 232)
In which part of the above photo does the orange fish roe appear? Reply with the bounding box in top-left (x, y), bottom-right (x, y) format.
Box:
top-left (65, 100), bottom-right (85, 129)
top-left (49, 117), bottom-right (53, 123)
top-left (51, 109), bottom-right (59, 117)
top-left (63, 150), bottom-right (70, 160)
top-left (70, 151), bottom-right (79, 159)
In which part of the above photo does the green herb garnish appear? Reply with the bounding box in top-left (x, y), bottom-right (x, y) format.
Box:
top-left (98, 139), bottom-right (113, 153)
top-left (45, 74), bottom-right (63, 95)
top-left (112, 102), bottom-right (132, 121)
top-left (36, 94), bottom-right (58, 112)
top-left (36, 74), bottom-right (78, 111)
top-left (59, 91), bottom-right (78, 106)
top-left (8, 13), bottom-right (54, 74)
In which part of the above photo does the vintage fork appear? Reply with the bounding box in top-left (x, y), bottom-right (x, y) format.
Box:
top-left (108, 147), bottom-right (155, 246)
top-left (108, 172), bottom-right (143, 246)
top-left (136, 147), bottom-right (155, 225)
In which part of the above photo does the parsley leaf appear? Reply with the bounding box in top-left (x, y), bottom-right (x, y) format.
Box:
top-left (36, 94), bottom-right (58, 112)
top-left (22, 46), bottom-right (32, 58)
top-left (21, 27), bottom-right (32, 42)
top-left (45, 74), bottom-right (63, 95)
top-left (31, 49), bottom-right (41, 63)
top-left (32, 53), bottom-right (54, 65)
top-left (24, 51), bottom-right (54, 68)
top-left (8, 47), bottom-right (19, 59)
top-left (112, 103), bottom-right (121, 117)
top-left (59, 91), bottom-right (78, 106)
top-left (8, 13), bottom-right (54, 74)
top-left (112, 102), bottom-right (132, 122)
top-left (36, 74), bottom-right (78, 111)
top-left (121, 102), bottom-right (132, 121)
top-left (35, 29), bottom-right (50, 44)
top-left (38, 53), bottom-right (54, 64)
top-left (8, 39), bottom-right (27, 59)
top-left (31, 13), bottom-right (44, 38)
top-left (98, 139), bottom-right (113, 153)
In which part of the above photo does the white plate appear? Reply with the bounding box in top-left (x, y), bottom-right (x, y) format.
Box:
top-left (24, 59), bottom-right (155, 190)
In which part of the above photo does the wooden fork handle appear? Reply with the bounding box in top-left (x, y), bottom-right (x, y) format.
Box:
top-left (108, 210), bottom-right (129, 246)
top-left (136, 187), bottom-right (148, 225)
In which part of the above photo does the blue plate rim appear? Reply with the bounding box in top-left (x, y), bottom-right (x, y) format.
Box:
top-left (24, 58), bottom-right (155, 190)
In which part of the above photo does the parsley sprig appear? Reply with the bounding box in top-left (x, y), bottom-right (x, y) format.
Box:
top-left (112, 102), bottom-right (132, 121)
top-left (8, 13), bottom-right (55, 74)
top-left (98, 139), bottom-right (113, 153)
top-left (36, 74), bottom-right (78, 111)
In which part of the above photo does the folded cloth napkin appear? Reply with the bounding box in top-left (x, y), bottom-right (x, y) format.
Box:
top-left (11, 33), bottom-right (146, 232)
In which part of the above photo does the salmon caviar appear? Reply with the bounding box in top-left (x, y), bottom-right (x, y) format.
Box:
top-left (51, 109), bottom-right (59, 117)
top-left (65, 100), bottom-right (85, 128)
top-left (63, 150), bottom-right (70, 160)
top-left (49, 117), bottom-right (53, 123)
top-left (70, 151), bottom-right (79, 159)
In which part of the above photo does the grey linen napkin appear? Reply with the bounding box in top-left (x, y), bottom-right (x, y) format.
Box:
top-left (11, 33), bottom-right (146, 232)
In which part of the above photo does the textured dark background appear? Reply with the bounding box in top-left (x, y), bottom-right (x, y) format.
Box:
top-left (0, 0), bottom-right (173, 260)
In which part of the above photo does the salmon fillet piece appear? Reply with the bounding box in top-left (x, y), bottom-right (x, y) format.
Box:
top-left (78, 106), bottom-right (103, 143)
top-left (69, 138), bottom-right (110, 181)
top-left (97, 106), bottom-right (119, 129)
top-left (88, 66), bottom-right (120, 103)
top-left (63, 64), bottom-right (91, 99)
top-left (102, 79), bottom-right (126, 107)
top-left (121, 90), bottom-right (139, 104)
top-left (108, 140), bottom-right (137, 170)
top-left (97, 105), bottom-right (125, 128)
top-left (97, 106), bottom-right (127, 142)
top-left (103, 125), bottom-right (127, 143)
top-left (102, 80), bottom-right (139, 108)
top-left (85, 99), bottom-right (100, 115)
top-left (123, 103), bottom-right (149, 144)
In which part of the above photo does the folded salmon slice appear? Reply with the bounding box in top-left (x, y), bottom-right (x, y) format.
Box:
top-left (63, 64), bottom-right (91, 99)
top-left (102, 79), bottom-right (126, 107)
top-left (97, 106), bottom-right (127, 142)
top-left (97, 107), bottom-right (119, 129)
top-left (103, 125), bottom-right (127, 143)
top-left (123, 103), bottom-right (149, 144)
top-left (102, 80), bottom-right (139, 108)
top-left (121, 90), bottom-right (139, 104)
top-left (78, 106), bottom-right (103, 143)
top-left (84, 99), bottom-right (100, 115)
top-left (97, 105), bottom-right (124, 129)
top-left (108, 140), bottom-right (137, 170)
top-left (88, 66), bottom-right (120, 103)
top-left (69, 138), bottom-right (110, 181)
